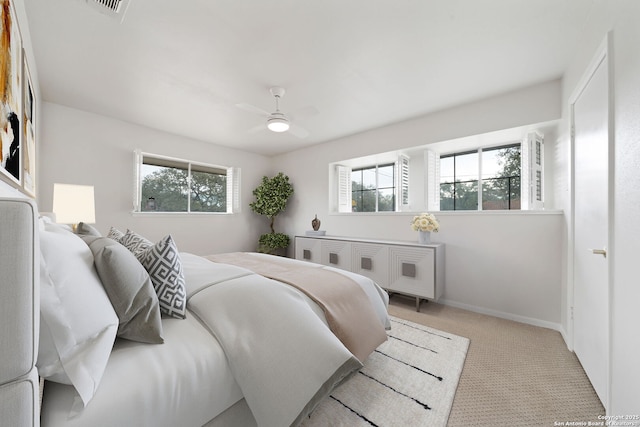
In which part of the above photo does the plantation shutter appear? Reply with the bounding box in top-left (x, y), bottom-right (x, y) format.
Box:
top-left (227, 167), bottom-right (241, 213)
top-left (398, 155), bottom-right (410, 211)
top-left (336, 165), bottom-right (352, 213)
top-left (133, 149), bottom-right (143, 211)
top-left (521, 132), bottom-right (544, 210)
top-left (425, 149), bottom-right (440, 211)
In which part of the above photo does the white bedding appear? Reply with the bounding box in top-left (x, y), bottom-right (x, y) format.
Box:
top-left (183, 253), bottom-right (390, 330)
top-left (187, 265), bottom-right (360, 426)
top-left (41, 314), bottom-right (242, 427)
top-left (42, 252), bottom-right (391, 427)
top-left (184, 253), bottom-right (391, 426)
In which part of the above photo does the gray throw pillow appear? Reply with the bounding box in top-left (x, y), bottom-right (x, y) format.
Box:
top-left (82, 236), bottom-right (164, 344)
top-left (75, 222), bottom-right (101, 237)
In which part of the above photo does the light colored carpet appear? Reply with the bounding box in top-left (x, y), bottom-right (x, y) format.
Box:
top-left (303, 316), bottom-right (469, 427)
top-left (388, 296), bottom-right (605, 426)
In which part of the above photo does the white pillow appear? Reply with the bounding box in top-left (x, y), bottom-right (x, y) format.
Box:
top-left (37, 222), bottom-right (118, 408)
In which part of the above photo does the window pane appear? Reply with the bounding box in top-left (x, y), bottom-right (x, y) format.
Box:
top-left (482, 177), bottom-right (509, 210)
top-left (351, 191), bottom-right (362, 212)
top-left (362, 168), bottom-right (376, 189)
top-left (454, 181), bottom-right (478, 210)
top-left (377, 164), bottom-right (394, 188)
top-left (483, 176), bottom-right (522, 210)
top-left (190, 171), bottom-right (227, 212)
top-left (440, 183), bottom-right (454, 211)
top-left (482, 145), bottom-right (520, 179)
top-left (377, 188), bottom-right (395, 211)
top-left (482, 145), bottom-right (521, 210)
top-left (350, 164), bottom-right (398, 212)
top-left (361, 189), bottom-right (376, 212)
top-left (440, 156), bottom-right (454, 183)
top-left (351, 170), bottom-right (362, 188)
top-left (481, 149), bottom-right (502, 179)
top-left (455, 152), bottom-right (478, 182)
top-left (141, 163), bottom-right (188, 212)
top-left (510, 176), bottom-right (521, 210)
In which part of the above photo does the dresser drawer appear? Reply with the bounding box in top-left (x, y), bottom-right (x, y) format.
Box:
top-left (388, 246), bottom-right (435, 299)
top-left (294, 237), bottom-right (321, 264)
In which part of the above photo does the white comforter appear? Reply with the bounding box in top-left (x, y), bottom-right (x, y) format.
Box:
top-left (182, 253), bottom-right (390, 426)
top-left (41, 253), bottom-right (390, 427)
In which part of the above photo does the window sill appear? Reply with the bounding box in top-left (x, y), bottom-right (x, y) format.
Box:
top-left (329, 209), bottom-right (563, 217)
top-left (131, 211), bottom-right (233, 217)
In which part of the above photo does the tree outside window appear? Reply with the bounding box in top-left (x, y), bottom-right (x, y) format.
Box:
top-left (440, 144), bottom-right (520, 211)
top-left (481, 145), bottom-right (521, 210)
top-left (140, 156), bottom-right (227, 213)
top-left (351, 163), bottom-right (396, 212)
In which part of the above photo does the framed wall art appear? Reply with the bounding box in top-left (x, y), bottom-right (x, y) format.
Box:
top-left (22, 48), bottom-right (34, 195)
top-left (0, 0), bottom-right (23, 188)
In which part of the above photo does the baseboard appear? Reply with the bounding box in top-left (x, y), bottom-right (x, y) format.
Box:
top-left (558, 326), bottom-right (571, 351)
top-left (438, 298), bottom-right (563, 333)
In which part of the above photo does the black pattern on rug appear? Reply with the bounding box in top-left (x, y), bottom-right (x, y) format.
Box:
top-left (302, 316), bottom-right (469, 427)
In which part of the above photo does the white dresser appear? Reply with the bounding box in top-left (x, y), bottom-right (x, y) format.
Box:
top-left (294, 235), bottom-right (445, 311)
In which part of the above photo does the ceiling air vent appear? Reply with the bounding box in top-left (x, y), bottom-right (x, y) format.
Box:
top-left (85, 0), bottom-right (131, 21)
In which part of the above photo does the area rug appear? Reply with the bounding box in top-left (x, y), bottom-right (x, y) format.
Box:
top-left (302, 316), bottom-right (470, 427)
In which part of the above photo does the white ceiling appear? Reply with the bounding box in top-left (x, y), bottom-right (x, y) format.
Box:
top-left (23, 0), bottom-right (594, 156)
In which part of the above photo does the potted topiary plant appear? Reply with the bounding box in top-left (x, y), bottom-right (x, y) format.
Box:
top-left (249, 172), bottom-right (294, 255)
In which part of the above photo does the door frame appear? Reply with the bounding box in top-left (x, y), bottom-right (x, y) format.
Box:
top-left (567, 32), bottom-right (614, 411)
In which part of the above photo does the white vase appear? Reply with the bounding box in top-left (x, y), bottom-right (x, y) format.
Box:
top-left (418, 231), bottom-right (431, 244)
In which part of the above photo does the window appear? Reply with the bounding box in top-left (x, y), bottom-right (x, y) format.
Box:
top-left (134, 151), bottom-right (240, 213)
top-left (351, 163), bottom-right (396, 212)
top-left (440, 144), bottom-right (521, 211)
top-left (481, 145), bottom-right (521, 210)
top-left (440, 151), bottom-right (479, 211)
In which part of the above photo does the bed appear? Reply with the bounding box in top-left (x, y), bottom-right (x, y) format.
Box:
top-left (0, 196), bottom-right (390, 427)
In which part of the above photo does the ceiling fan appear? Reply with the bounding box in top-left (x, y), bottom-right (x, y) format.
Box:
top-left (236, 87), bottom-right (312, 138)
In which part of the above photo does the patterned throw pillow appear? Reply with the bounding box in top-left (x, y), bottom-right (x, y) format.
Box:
top-left (140, 235), bottom-right (187, 319)
top-left (107, 226), bottom-right (125, 241)
top-left (120, 229), bottom-right (153, 262)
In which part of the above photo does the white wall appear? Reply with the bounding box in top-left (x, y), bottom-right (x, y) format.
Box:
top-left (554, 0), bottom-right (640, 415)
top-left (272, 80), bottom-right (564, 329)
top-left (37, 102), bottom-right (273, 255)
top-left (0, 180), bottom-right (28, 198)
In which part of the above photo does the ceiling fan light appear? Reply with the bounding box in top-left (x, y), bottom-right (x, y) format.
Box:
top-left (267, 116), bottom-right (290, 132)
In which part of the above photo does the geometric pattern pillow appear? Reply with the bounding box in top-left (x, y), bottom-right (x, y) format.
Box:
top-left (106, 226), bottom-right (125, 241)
top-left (140, 235), bottom-right (187, 319)
top-left (120, 229), bottom-right (153, 262)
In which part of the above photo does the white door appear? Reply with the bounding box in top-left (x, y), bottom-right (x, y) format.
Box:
top-left (572, 52), bottom-right (609, 409)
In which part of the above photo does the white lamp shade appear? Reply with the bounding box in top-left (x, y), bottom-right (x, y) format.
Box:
top-left (52, 183), bottom-right (96, 224)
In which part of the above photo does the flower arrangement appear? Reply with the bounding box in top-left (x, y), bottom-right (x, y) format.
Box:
top-left (411, 212), bottom-right (440, 232)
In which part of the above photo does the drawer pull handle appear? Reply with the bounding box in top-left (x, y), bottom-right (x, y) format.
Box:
top-left (402, 263), bottom-right (416, 278)
top-left (361, 257), bottom-right (372, 270)
top-left (303, 249), bottom-right (311, 260)
top-left (329, 253), bottom-right (338, 264)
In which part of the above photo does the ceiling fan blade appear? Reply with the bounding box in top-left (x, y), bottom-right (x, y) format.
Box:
top-left (235, 103), bottom-right (270, 117)
top-left (247, 123), bottom-right (266, 134)
top-left (288, 123), bottom-right (309, 139)
top-left (292, 105), bottom-right (319, 119)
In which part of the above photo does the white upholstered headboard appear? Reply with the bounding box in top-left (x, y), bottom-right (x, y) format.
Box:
top-left (0, 197), bottom-right (40, 426)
